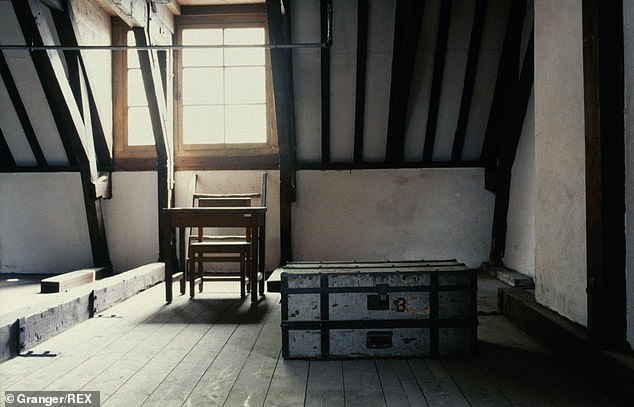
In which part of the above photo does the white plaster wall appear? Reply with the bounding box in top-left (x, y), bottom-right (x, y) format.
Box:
top-left (173, 170), bottom-right (281, 273)
top-left (292, 169), bottom-right (494, 268)
top-left (505, 89), bottom-right (535, 277)
top-left (0, 173), bottom-right (93, 274)
top-left (534, 0), bottom-right (587, 325)
top-left (623, 0), bottom-right (634, 349)
top-left (101, 172), bottom-right (159, 274)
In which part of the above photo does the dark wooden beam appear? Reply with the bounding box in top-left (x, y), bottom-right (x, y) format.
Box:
top-left (12, 0), bottom-right (112, 273)
top-left (50, 7), bottom-right (113, 168)
top-left (385, 0), bottom-right (425, 162)
top-left (133, 27), bottom-right (173, 261)
top-left (480, 0), bottom-right (527, 186)
top-left (0, 51), bottom-right (48, 167)
top-left (0, 127), bottom-right (17, 170)
top-left (0, 165), bottom-right (81, 173)
top-left (353, 0), bottom-right (368, 164)
top-left (582, 0), bottom-right (627, 352)
top-left (452, 0), bottom-right (487, 161)
top-left (489, 28), bottom-right (533, 265)
top-left (11, 1), bottom-right (77, 166)
top-left (267, 0), bottom-right (296, 264)
top-left (320, 0), bottom-right (331, 164)
top-left (422, 0), bottom-right (453, 162)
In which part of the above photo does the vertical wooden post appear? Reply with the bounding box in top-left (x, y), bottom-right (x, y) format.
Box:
top-left (582, 0), bottom-right (627, 351)
top-left (267, 0), bottom-right (296, 263)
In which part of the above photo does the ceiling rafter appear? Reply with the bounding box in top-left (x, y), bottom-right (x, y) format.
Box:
top-left (12, 1), bottom-right (78, 166)
top-left (320, 0), bottom-right (331, 164)
top-left (133, 26), bottom-right (173, 261)
top-left (11, 0), bottom-right (112, 272)
top-left (422, 0), bottom-right (453, 162)
top-left (49, 5), bottom-right (113, 168)
top-left (384, 0), bottom-right (426, 163)
top-left (0, 126), bottom-right (17, 170)
top-left (0, 51), bottom-right (48, 167)
top-left (452, 0), bottom-right (487, 161)
top-left (353, 0), bottom-right (368, 164)
top-left (480, 0), bottom-right (527, 190)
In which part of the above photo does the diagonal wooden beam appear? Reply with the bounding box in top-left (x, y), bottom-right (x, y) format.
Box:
top-left (267, 0), bottom-right (296, 263)
top-left (12, 0), bottom-right (84, 167)
top-left (0, 51), bottom-right (48, 167)
top-left (422, 0), bottom-right (453, 162)
top-left (480, 0), bottom-right (527, 182)
top-left (353, 0), bottom-right (368, 164)
top-left (12, 0), bottom-right (111, 272)
top-left (489, 28), bottom-right (533, 265)
top-left (452, 0), bottom-right (487, 161)
top-left (133, 27), bottom-right (173, 261)
top-left (0, 126), bottom-right (17, 170)
top-left (385, 0), bottom-right (426, 163)
top-left (49, 5), bottom-right (112, 168)
top-left (582, 0), bottom-right (627, 351)
top-left (320, 0), bottom-right (331, 164)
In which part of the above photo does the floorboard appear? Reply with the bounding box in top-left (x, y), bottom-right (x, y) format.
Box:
top-left (0, 274), bottom-right (623, 407)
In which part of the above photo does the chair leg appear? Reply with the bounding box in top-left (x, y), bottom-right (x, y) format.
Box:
top-left (240, 250), bottom-right (246, 299)
top-left (189, 257), bottom-right (195, 299)
top-left (198, 254), bottom-right (204, 293)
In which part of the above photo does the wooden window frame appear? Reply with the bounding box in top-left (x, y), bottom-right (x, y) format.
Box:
top-left (112, 18), bottom-right (157, 170)
top-left (174, 8), bottom-right (278, 170)
top-left (112, 5), bottom-right (279, 171)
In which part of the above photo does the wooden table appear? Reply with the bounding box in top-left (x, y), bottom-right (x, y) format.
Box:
top-left (161, 207), bottom-right (266, 303)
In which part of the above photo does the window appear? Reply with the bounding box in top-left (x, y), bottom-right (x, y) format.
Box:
top-left (180, 27), bottom-right (267, 145)
top-left (112, 5), bottom-right (277, 170)
top-left (175, 8), bottom-right (277, 169)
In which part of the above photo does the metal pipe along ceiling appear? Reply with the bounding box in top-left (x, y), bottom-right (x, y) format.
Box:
top-left (0, 42), bottom-right (330, 51)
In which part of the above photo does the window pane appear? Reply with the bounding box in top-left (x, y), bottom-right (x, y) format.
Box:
top-left (225, 104), bottom-right (266, 144)
top-left (182, 28), bottom-right (223, 67)
top-left (127, 69), bottom-right (148, 107)
top-left (128, 107), bottom-right (155, 145)
top-left (224, 28), bottom-right (265, 66)
top-left (225, 67), bottom-right (265, 104)
top-left (183, 105), bottom-right (224, 144)
top-left (182, 67), bottom-right (224, 105)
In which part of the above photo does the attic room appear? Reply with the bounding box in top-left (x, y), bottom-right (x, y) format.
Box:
top-left (0, 0), bottom-right (633, 405)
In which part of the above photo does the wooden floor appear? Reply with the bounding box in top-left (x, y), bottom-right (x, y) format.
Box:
top-left (0, 273), bottom-right (621, 407)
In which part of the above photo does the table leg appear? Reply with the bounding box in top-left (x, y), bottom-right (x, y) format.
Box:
top-left (179, 227), bottom-right (186, 295)
top-left (162, 214), bottom-right (173, 303)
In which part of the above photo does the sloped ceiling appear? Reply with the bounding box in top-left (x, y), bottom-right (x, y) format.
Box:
top-left (0, 0), bottom-right (533, 174)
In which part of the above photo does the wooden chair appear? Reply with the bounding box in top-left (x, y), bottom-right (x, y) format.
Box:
top-left (187, 172), bottom-right (267, 299)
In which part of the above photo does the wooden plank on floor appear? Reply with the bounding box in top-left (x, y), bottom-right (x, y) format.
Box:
top-left (139, 299), bottom-right (249, 406)
top-left (73, 301), bottom-right (212, 399)
top-left (182, 296), bottom-right (275, 406)
top-left (98, 297), bottom-right (238, 406)
top-left (304, 361), bottom-right (345, 406)
top-left (0, 283), bottom-right (174, 393)
top-left (375, 359), bottom-right (429, 407)
top-left (222, 296), bottom-right (283, 406)
top-left (408, 358), bottom-right (469, 406)
top-left (343, 360), bottom-right (386, 407)
top-left (440, 357), bottom-right (512, 406)
top-left (264, 360), bottom-right (309, 407)
top-left (48, 297), bottom-right (239, 402)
